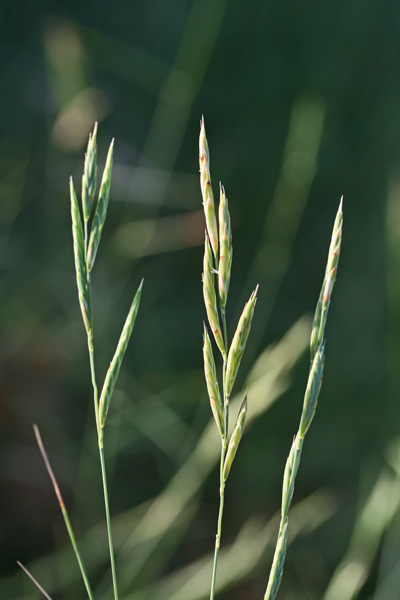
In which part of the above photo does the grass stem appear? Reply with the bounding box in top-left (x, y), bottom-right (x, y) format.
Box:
top-left (33, 426), bottom-right (94, 600)
top-left (209, 310), bottom-right (229, 600)
top-left (17, 562), bottom-right (54, 600)
top-left (100, 446), bottom-right (119, 600)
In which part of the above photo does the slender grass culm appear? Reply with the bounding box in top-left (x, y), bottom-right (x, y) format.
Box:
top-left (264, 198), bottom-right (343, 599)
top-left (200, 117), bottom-right (258, 600)
top-left (70, 124), bottom-right (143, 600)
top-left (19, 124), bottom-right (143, 600)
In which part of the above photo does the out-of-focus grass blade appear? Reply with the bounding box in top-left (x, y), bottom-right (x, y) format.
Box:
top-left (122, 489), bottom-right (338, 600)
top-left (323, 463), bottom-right (400, 600)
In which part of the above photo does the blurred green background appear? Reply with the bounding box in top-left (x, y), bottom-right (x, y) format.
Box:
top-left (2, 1), bottom-right (400, 598)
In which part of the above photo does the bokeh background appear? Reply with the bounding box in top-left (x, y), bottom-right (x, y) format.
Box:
top-left (1, 1), bottom-right (400, 598)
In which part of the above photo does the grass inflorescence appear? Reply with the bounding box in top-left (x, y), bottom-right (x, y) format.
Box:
top-left (200, 117), bottom-right (258, 600)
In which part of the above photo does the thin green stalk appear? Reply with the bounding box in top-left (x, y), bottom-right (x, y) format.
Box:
top-left (70, 126), bottom-right (142, 600)
top-left (264, 200), bottom-right (343, 599)
top-left (33, 426), bottom-right (94, 600)
top-left (210, 444), bottom-right (226, 600)
top-left (17, 562), bottom-right (54, 600)
top-left (86, 271), bottom-right (119, 600)
top-left (100, 446), bottom-right (119, 600)
top-left (209, 311), bottom-right (228, 600)
top-left (264, 434), bottom-right (304, 600)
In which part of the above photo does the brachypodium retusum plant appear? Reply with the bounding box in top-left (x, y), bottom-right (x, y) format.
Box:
top-left (20, 119), bottom-right (342, 600)
top-left (200, 118), bottom-right (343, 600)
top-left (20, 124), bottom-right (142, 600)
top-left (199, 117), bottom-right (258, 600)
top-left (70, 123), bottom-right (142, 600)
top-left (264, 197), bottom-right (343, 599)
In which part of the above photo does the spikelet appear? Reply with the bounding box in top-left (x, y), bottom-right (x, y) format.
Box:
top-left (223, 393), bottom-right (247, 481)
top-left (299, 343), bottom-right (325, 438)
top-left (281, 434), bottom-right (302, 519)
top-left (70, 178), bottom-right (90, 333)
top-left (218, 184), bottom-right (232, 308)
top-left (99, 280), bottom-right (143, 438)
top-left (203, 324), bottom-right (224, 437)
top-left (82, 123), bottom-right (98, 222)
top-left (310, 198), bottom-right (343, 362)
top-left (87, 139), bottom-right (114, 272)
top-left (199, 117), bottom-right (218, 258)
top-left (203, 233), bottom-right (225, 356)
top-left (225, 286), bottom-right (258, 398)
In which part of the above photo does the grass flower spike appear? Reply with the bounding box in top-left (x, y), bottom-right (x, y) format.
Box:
top-left (203, 232), bottom-right (225, 356)
top-left (199, 116), bottom-right (219, 258)
top-left (264, 199), bottom-right (343, 600)
top-left (218, 184), bottom-right (232, 308)
top-left (82, 122), bottom-right (98, 222)
top-left (200, 118), bottom-right (258, 600)
top-left (203, 324), bottom-right (224, 438)
top-left (71, 125), bottom-right (142, 600)
top-left (87, 138), bottom-right (114, 272)
top-left (225, 285), bottom-right (258, 399)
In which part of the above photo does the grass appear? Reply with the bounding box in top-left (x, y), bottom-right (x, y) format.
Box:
top-left (20, 120), bottom-right (343, 600)
top-left (199, 118), bottom-right (343, 599)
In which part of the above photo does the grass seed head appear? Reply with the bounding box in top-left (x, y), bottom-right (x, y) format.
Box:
top-left (223, 393), bottom-right (248, 481)
top-left (226, 286), bottom-right (258, 397)
top-left (82, 122), bottom-right (98, 222)
top-left (99, 280), bottom-right (143, 435)
top-left (70, 178), bottom-right (91, 333)
top-left (203, 232), bottom-right (225, 356)
top-left (299, 342), bottom-right (325, 438)
top-left (281, 435), bottom-right (302, 519)
top-left (87, 138), bottom-right (114, 272)
top-left (199, 117), bottom-right (219, 258)
top-left (310, 199), bottom-right (343, 362)
top-left (218, 184), bottom-right (232, 308)
top-left (203, 324), bottom-right (224, 437)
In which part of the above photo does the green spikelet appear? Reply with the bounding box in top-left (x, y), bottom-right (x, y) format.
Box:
top-left (82, 123), bottom-right (98, 222)
top-left (70, 178), bottom-right (90, 333)
top-left (225, 286), bottom-right (258, 397)
top-left (98, 280), bottom-right (143, 438)
top-left (203, 233), bottom-right (225, 356)
top-left (310, 198), bottom-right (343, 362)
top-left (87, 139), bottom-right (114, 272)
top-left (199, 116), bottom-right (218, 258)
top-left (223, 393), bottom-right (247, 481)
top-left (218, 184), bottom-right (232, 308)
top-left (203, 324), bottom-right (224, 437)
